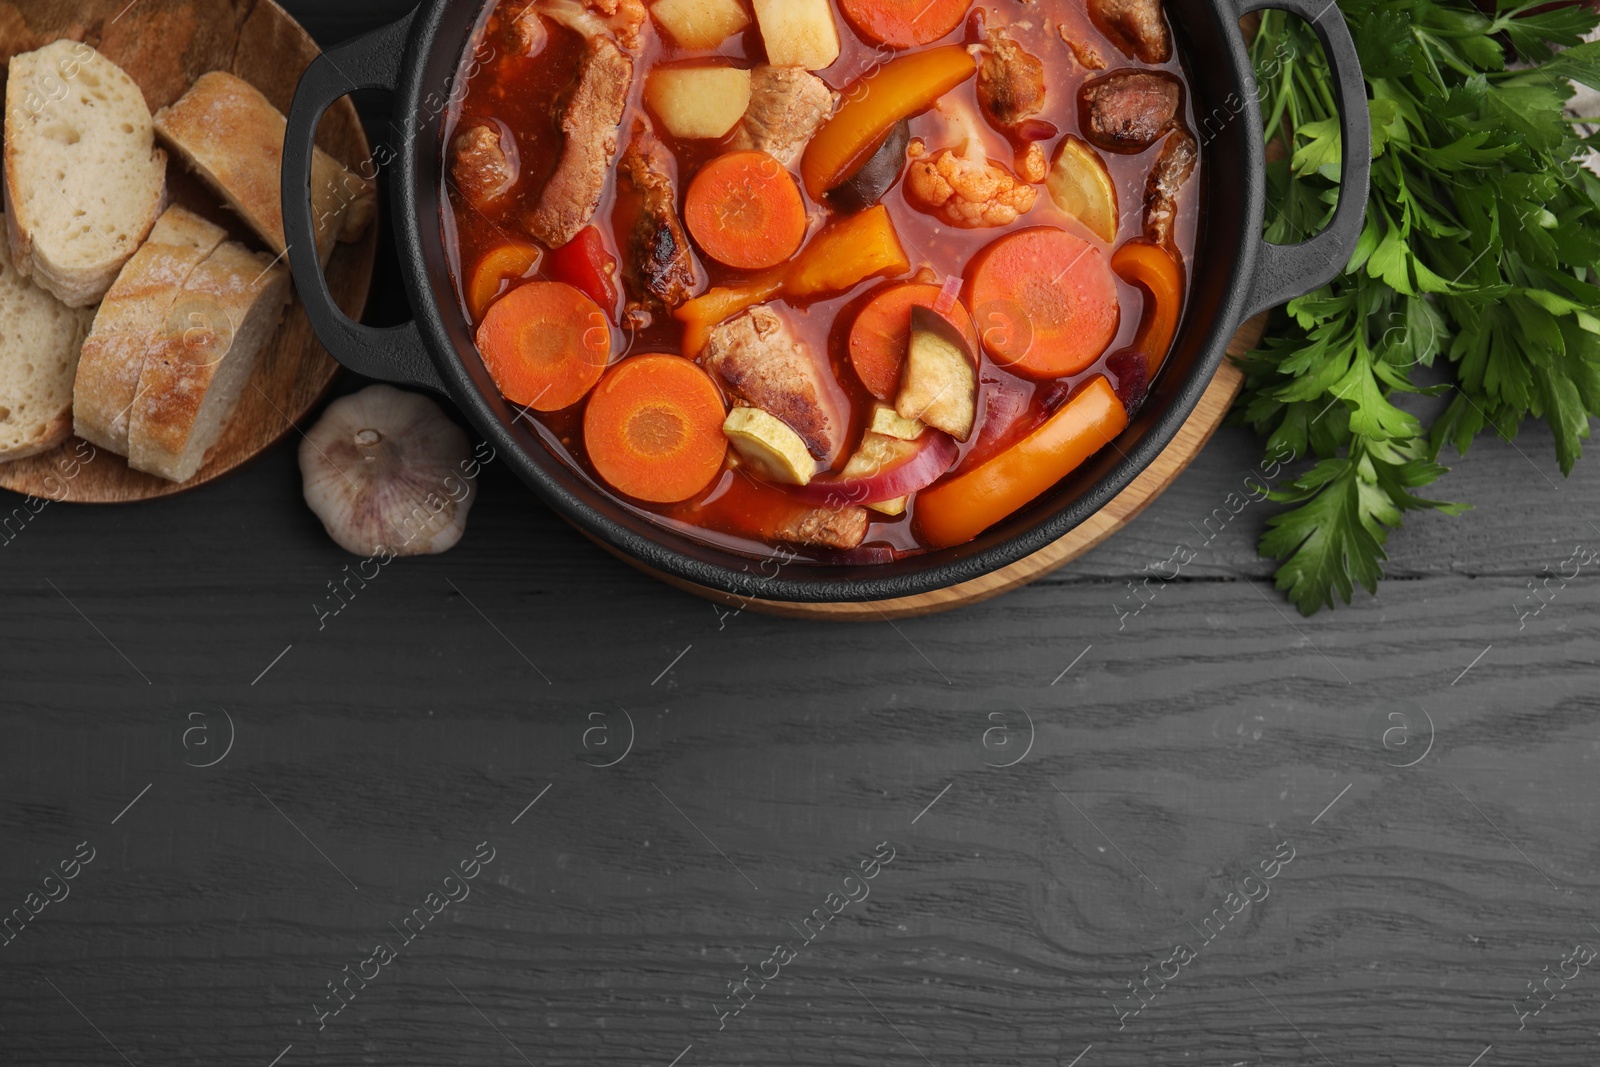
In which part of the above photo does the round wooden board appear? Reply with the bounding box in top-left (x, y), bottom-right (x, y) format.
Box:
top-left (0, 0), bottom-right (376, 503)
top-left (650, 314), bottom-right (1267, 620)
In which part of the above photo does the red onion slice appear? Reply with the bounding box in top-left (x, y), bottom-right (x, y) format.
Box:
top-left (968, 380), bottom-right (1030, 463)
top-left (1015, 119), bottom-right (1060, 143)
top-left (792, 432), bottom-right (959, 508)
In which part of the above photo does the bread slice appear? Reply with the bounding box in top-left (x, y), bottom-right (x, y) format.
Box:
top-left (4, 40), bottom-right (168, 307)
top-left (72, 205), bottom-right (228, 455)
top-left (0, 217), bottom-right (94, 461)
top-left (126, 240), bottom-right (290, 482)
top-left (154, 71), bottom-right (375, 266)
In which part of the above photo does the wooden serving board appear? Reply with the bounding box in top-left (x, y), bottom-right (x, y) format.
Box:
top-left (652, 315), bottom-right (1267, 620)
top-left (0, 0), bottom-right (376, 503)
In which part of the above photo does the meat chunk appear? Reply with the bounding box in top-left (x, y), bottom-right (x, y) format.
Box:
top-left (1143, 127), bottom-right (1197, 247)
top-left (451, 124), bottom-right (519, 206)
top-left (513, 0), bottom-right (651, 240)
top-left (1079, 69), bottom-right (1182, 154)
top-left (618, 121), bottom-right (698, 325)
top-left (1058, 23), bottom-right (1107, 70)
top-left (527, 36), bottom-right (632, 249)
top-left (500, 3), bottom-right (549, 55)
top-left (704, 306), bottom-right (843, 460)
top-left (905, 105), bottom-right (1037, 229)
top-left (776, 506), bottom-right (870, 551)
top-left (977, 32), bottom-right (1047, 129)
top-left (730, 66), bottom-right (838, 167)
top-left (1088, 0), bottom-right (1173, 64)
top-left (975, 29), bottom-right (1057, 182)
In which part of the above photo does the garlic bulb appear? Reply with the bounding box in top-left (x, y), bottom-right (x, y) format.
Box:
top-left (300, 385), bottom-right (476, 556)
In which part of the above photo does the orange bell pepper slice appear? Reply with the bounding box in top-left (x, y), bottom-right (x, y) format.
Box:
top-left (1110, 240), bottom-right (1185, 375)
top-left (914, 376), bottom-right (1129, 549)
top-left (801, 46), bottom-right (978, 201)
top-left (784, 205), bottom-right (910, 298)
top-left (675, 205), bottom-right (910, 354)
top-left (677, 276), bottom-right (786, 356)
top-left (468, 242), bottom-right (542, 321)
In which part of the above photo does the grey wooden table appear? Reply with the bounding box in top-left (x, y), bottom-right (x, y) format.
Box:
top-left (4, 3), bottom-right (1600, 1065)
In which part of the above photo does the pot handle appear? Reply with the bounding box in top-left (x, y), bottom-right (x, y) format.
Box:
top-left (1233, 0), bottom-right (1370, 320)
top-left (282, 8), bottom-right (446, 394)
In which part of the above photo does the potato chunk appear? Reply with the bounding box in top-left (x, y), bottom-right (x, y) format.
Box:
top-left (752, 0), bottom-right (840, 70)
top-left (650, 0), bottom-right (751, 50)
top-left (646, 66), bottom-right (753, 139)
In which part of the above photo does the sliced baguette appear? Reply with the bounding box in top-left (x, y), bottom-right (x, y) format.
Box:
top-left (154, 71), bottom-right (375, 266)
top-left (4, 40), bottom-right (168, 307)
top-left (72, 205), bottom-right (228, 455)
top-left (126, 240), bottom-right (290, 483)
top-left (0, 216), bottom-right (94, 461)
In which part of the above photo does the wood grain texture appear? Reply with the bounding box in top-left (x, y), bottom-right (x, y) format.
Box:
top-left (1, 514), bottom-right (1597, 1067)
top-left (0, 0), bottom-right (376, 503)
top-left (1, 3), bottom-right (1599, 1067)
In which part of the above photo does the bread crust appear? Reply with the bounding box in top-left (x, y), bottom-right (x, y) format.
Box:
top-left (154, 71), bottom-right (374, 266)
top-left (126, 240), bottom-right (290, 482)
top-left (72, 205), bottom-right (227, 454)
top-left (3, 172), bottom-right (31, 289)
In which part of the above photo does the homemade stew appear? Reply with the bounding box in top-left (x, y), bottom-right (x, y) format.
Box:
top-left (444, 0), bottom-right (1200, 562)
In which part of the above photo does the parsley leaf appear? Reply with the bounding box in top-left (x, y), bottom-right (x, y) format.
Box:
top-left (1243, 1), bottom-right (1600, 613)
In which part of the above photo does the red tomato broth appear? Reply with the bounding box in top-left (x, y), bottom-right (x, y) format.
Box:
top-left (441, 0), bottom-right (1202, 563)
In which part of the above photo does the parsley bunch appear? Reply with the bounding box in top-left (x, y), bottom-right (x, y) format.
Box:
top-left (1239, 0), bottom-right (1600, 613)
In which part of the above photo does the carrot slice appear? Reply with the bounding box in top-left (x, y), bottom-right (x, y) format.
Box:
top-left (468, 243), bottom-right (542, 320)
top-left (838, 0), bottom-right (972, 48)
top-left (914, 376), bottom-right (1128, 549)
top-left (967, 227), bottom-right (1120, 379)
top-left (685, 151), bottom-right (808, 271)
top-left (476, 281), bottom-right (612, 412)
top-left (1111, 239), bottom-right (1185, 375)
top-left (848, 283), bottom-right (980, 401)
top-left (583, 355), bottom-right (729, 503)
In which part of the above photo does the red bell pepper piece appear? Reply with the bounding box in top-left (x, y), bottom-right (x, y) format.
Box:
top-left (548, 226), bottom-right (620, 319)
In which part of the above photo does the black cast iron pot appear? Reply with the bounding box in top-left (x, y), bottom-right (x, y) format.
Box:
top-left (282, 0), bottom-right (1369, 605)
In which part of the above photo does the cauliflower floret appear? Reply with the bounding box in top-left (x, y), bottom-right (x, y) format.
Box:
top-left (906, 147), bottom-right (1037, 227)
top-left (1016, 141), bottom-right (1048, 185)
top-left (905, 105), bottom-right (1039, 229)
top-left (535, 0), bottom-right (648, 48)
top-left (583, 0), bottom-right (647, 47)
